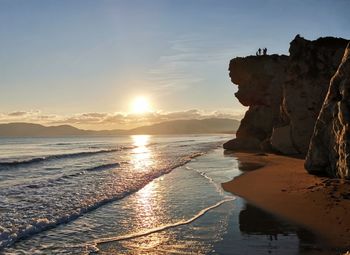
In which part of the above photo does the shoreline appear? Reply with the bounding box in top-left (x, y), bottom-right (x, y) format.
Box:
top-left (222, 152), bottom-right (350, 250)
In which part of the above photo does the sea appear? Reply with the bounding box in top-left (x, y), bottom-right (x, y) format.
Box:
top-left (0, 135), bottom-right (327, 254)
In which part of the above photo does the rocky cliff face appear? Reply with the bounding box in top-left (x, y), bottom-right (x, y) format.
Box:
top-left (223, 55), bottom-right (288, 151)
top-left (305, 43), bottom-right (350, 179)
top-left (281, 36), bottom-right (349, 155)
top-left (225, 35), bottom-right (349, 157)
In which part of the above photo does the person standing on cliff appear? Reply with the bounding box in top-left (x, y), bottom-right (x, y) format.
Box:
top-left (263, 48), bottom-right (267, 55)
top-left (258, 48), bottom-right (262, 55)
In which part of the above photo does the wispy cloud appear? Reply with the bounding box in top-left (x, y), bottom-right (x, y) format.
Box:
top-left (145, 34), bottom-right (238, 94)
top-left (0, 110), bottom-right (59, 123)
top-left (0, 109), bottom-right (244, 130)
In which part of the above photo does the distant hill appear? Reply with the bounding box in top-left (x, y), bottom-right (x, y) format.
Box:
top-left (128, 118), bottom-right (239, 134)
top-left (0, 118), bottom-right (239, 137)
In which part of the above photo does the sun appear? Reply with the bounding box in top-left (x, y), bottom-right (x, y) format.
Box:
top-left (131, 96), bottom-right (152, 114)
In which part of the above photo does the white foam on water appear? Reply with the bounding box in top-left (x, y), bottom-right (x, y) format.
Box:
top-left (0, 145), bottom-right (221, 250)
top-left (91, 197), bottom-right (235, 245)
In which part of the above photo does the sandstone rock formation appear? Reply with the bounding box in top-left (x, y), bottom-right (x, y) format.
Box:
top-left (225, 35), bottom-right (349, 156)
top-left (282, 35), bottom-right (349, 155)
top-left (305, 43), bottom-right (350, 179)
top-left (223, 55), bottom-right (288, 151)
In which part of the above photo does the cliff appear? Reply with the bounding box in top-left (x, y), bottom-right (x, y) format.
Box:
top-left (282, 36), bottom-right (349, 155)
top-left (305, 43), bottom-right (350, 178)
top-left (225, 35), bottom-right (349, 157)
top-left (223, 54), bottom-right (288, 151)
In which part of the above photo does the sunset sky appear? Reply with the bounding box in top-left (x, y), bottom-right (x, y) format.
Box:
top-left (1, 0), bottom-right (349, 129)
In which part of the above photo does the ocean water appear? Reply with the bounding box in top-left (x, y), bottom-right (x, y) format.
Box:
top-left (0, 135), bottom-right (327, 254)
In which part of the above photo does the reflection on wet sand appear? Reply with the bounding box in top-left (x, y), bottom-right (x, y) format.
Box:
top-left (237, 202), bottom-right (332, 254)
top-left (239, 203), bottom-right (317, 244)
top-left (96, 146), bottom-right (333, 255)
top-left (223, 150), bottom-right (266, 172)
top-left (212, 199), bottom-right (328, 255)
top-left (98, 185), bottom-right (173, 254)
top-left (217, 150), bottom-right (331, 255)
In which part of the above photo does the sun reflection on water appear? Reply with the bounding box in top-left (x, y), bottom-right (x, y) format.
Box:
top-left (131, 135), bottom-right (165, 228)
top-left (131, 135), bottom-right (153, 171)
top-left (129, 135), bottom-right (171, 251)
top-left (132, 135), bottom-right (150, 147)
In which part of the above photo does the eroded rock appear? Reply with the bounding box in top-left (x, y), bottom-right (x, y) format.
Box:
top-left (305, 43), bottom-right (350, 179)
top-left (270, 125), bottom-right (299, 155)
top-left (225, 35), bottom-right (348, 157)
top-left (225, 55), bottom-right (288, 151)
top-left (283, 35), bottom-right (349, 154)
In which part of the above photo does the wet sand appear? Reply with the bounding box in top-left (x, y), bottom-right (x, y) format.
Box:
top-left (222, 152), bottom-right (350, 251)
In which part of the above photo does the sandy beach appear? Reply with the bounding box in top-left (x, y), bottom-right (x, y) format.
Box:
top-left (222, 152), bottom-right (350, 250)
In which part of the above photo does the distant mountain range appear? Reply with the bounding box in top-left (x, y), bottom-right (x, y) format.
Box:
top-left (0, 118), bottom-right (239, 137)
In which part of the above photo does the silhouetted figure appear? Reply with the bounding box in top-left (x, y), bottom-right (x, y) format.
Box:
top-left (263, 48), bottom-right (267, 55)
top-left (256, 50), bottom-right (259, 56)
top-left (258, 48), bottom-right (262, 55)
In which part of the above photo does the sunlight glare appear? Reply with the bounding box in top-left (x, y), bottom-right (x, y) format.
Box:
top-left (131, 135), bottom-right (153, 170)
top-left (131, 96), bottom-right (151, 114)
top-left (132, 135), bottom-right (150, 147)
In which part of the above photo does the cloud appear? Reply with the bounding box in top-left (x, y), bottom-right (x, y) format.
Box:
top-left (7, 111), bottom-right (28, 117)
top-left (0, 109), bottom-right (244, 130)
top-left (145, 34), bottom-right (236, 94)
top-left (0, 110), bottom-right (59, 123)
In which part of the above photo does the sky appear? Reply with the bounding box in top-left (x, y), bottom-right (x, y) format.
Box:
top-left (0, 0), bottom-right (349, 129)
